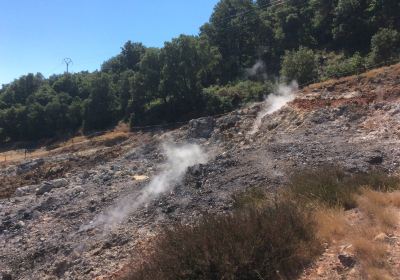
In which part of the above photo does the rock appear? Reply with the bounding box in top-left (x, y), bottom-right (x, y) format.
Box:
top-left (36, 178), bottom-right (68, 195)
top-left (188, 117), bottom-right (215, 138)
top-left (367, 153), bottom-right (384, 165)
top-left (51, 178), bottom-right (69, 188)
top-left (338, 254), bottom-right (356, 268)
top-left (14, 185), bottom-right (37, 197)
top-left (53, 260), bottom-right (70, 277)
top-left (217, 114), bottom-right (240, 130)
top-left (1, 272), bottom-right (13, 280)
top-left (65, 186), bottom-right (84, 197)
top-left (36, 182), bottom-right (54, 195)
top-left (16, 159), bottom-right (44, 175)
top-left (36, 197), bottom-right (60, 212)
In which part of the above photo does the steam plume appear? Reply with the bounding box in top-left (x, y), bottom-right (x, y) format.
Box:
top-left (82, 143), bottom-right (208, 232)
top-left (246, 60), bottom-right (267, 80)
top-left (249, 81), bottom-right (298, 135)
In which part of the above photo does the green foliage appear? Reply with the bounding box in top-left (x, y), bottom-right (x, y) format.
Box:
top-left (201, 0), bottom-right (262, 82)
top-left (125, 199), bottom-right (321, 280)
top-left (202, 80), bottom-right (272, 114)
top-left (1, 0), bottom-right (400, 143)
top-left (83, 73), bottom-right (118, 132)
top-left (280, 47), bottom-right (318, 85)
top-left (321, 52), bottom-right (366, 80)
top-left (369, 28), bottom-right (400, 64)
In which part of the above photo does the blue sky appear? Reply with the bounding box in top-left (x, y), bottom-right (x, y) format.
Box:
top-left (0, 0), bottom-right (219, 85)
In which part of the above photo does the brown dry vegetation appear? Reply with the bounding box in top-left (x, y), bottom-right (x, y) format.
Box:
top-left (303, 178), bottom-right (400, 279)
top-left (124, 200), bottom-right (321, 280)
top-left (122, 169), bottom-right (400, 280)
top-left (0, 127), bottom-right (137, 199)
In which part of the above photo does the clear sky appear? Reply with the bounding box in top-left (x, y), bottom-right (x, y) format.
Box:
top-left (0, 0), bottom-right (219, 86)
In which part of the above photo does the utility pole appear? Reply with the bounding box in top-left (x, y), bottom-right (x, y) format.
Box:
top-left (63, 58), bottom-right (73, 74)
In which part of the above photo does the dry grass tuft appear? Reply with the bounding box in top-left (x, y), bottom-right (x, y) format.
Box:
top-left (356, 189), bottom-right (400, 230)
top-left (314, 207), bottom-right (349, 243)
top-left (288, 167), bottom-right (400, 209)
top-left (351, 236), bottom-right (388, 268)
top-left (365, 267), bottom-right (394, 280)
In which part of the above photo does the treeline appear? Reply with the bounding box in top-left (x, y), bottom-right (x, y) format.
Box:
top-left (1, 0), bottom-right (400, 142)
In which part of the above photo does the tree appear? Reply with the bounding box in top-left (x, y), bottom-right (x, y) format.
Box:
top-left (52, 74), bottom-right (80, 97)
top-left (332, 0), bottom-right (372, 52)
top-left (159, 35), bottom-right (221, 120)
top-left (280, 47), bottom-right (318, 85)
top-left (201, 0), bottom-right (262, 82)
top-left (83, 73), bottom-right (118, 131)
top-left (369, 28), bottom-right (400, 64)
top-left (1, 73), bottom-right (44, 105)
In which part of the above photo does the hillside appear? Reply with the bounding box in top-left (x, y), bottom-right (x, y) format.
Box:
top-left (1, 63), bottom-right (400, 279)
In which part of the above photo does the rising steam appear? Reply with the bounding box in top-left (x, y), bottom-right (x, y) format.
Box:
top-left (246, 60), bottom-right (268, 80)
top-left (249, 81), bottom-right (298, 135)
top-left (81, 143), bottom-right (208, 232)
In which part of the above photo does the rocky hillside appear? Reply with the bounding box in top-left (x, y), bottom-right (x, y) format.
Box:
top-left (1, 63), bottom-right (400, 280)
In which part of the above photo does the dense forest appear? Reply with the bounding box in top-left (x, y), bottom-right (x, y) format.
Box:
top-left (1, 0), bottom-right (400, 143)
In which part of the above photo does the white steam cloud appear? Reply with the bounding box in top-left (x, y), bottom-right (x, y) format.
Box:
top-left (81, 143), bottom-right (208, 232)
top-left (246, 60), bottom-right (267, 80)
top-left (249, 81), bottom-right (298, 135)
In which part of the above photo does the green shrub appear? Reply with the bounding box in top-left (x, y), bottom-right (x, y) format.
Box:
top-left (125, 200), bottom-right (321, 280)
top-left (280, 47), bottom-right (318, 85)
top-left (232, 186), bottom-right (268, 209)
top-left (322, 52), bottom-right (366, 80)
top-left (202, 80), bottom-right (273, 115)
top-left (369, 28), bottom-right (400, 65)
top-left (288, 167), bottom-right (400, 209)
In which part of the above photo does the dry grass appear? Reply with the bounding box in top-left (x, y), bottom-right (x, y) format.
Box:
top-left (125, 199), bottom-right (322, 280)
top-left (351, 235), bottom-right (388, 267)
top-left (313, 208), bottom-right (349, 243)
top-left (288, 168), bottom-right (400, 279)
top-left (356, 189), bottom-right (400, 230)
top-left (316, 187), bottom-right (400, 278)
top-left (365, 268), bottom-right (394, 280)
top-left (288, 167), bottom-right (400, 209)
top-left (122, 169), bottom-right (400, 280)
top-left (231, 186), bottom-right (269, 209)
top-left (0, 127), bottom-right (131, 166)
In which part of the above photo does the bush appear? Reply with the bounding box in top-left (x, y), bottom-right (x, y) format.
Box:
top-left (288, 167), bottom-right (400, 209)
top-left (125, 200), bottom-right (321, 280)
top-left (231, 186), bottom-right (268, 209)
top-left (280, 47), bottom-right (318, 85)
top-left (322, 52), bottom-right (366, 80)
top-left (369, 28), bottom-right (400, 65)
top-left (202, 80), bottom-right (273, 115)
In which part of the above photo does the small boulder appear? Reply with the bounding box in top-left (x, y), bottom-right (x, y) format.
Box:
top-left (188, 117), bottom-right (215, 139)
top-left (14, 185), bottom-right (37, 197)
top-left (367, 152), bottom-right (384, 165)
top-left (16, 158), bottom-right (44, 175)
top-left (338, 254), bottom-right (356, 268)
top-left (36, 178), bottom-right (68, 195)
top-left (1, 272), bottom-right (13, 280)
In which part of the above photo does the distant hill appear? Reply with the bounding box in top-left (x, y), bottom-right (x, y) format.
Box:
top-left (1, 0), bottom-right (399, 143)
